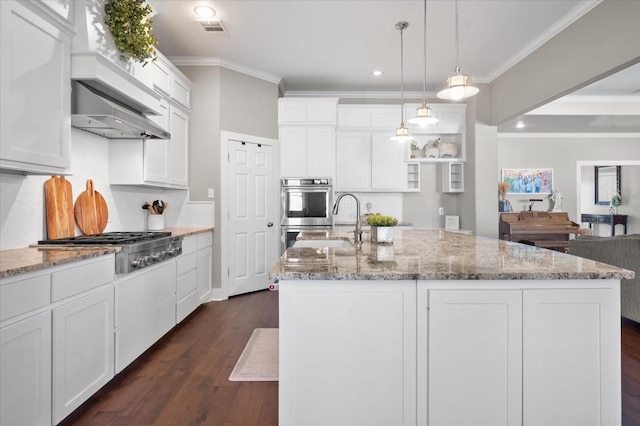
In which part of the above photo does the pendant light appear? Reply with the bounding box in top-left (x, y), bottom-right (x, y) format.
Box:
top-left (391, 22), bottom-right (413, 142)
top-left (437, 0), bottom-right (479, 101)
top-left (408, 0), bottom-right (439, 126)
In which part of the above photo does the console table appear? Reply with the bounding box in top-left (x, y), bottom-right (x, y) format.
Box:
top-left (581, 213), bottom-right (628, 236)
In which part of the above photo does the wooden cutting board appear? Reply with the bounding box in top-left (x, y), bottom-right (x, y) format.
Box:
top-left (74, 179), bottom-right (108, 235)
top-left (44, 176), bottom-right (75, 239)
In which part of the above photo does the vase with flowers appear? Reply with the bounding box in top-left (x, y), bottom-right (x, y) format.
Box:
top-left (611, 193), bottom-right (621, 214)
top-left (498, 182), bottom-right (512, 212)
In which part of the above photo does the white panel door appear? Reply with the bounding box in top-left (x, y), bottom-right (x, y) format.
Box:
top-left (229, 140), bottom-right (276, 296)
top-left (371, 132), bottom-right (407, 190)
top-left (426, 289), bottom-right (523, 426)
top-left (523, 288), bottom-right (619, 426)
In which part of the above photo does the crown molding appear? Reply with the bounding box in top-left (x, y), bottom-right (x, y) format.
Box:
top-left (167, 56), bottom-right (282, 85)
top-left (282, 90), bottom-right (437, 100)
top-left (498, 132), bottom-right (640, 138)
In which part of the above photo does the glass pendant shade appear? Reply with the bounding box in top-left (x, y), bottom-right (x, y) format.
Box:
top-left (437, 71), bottom-right (479, 100)
top-left (410, 0), bottom-right (439, 127)
top-left (437, 0), bottom-right (479, 101)
top-left (408, 103), bottom-right (439, 126)
top-left (391, 21), bottom-right (411, 142)
top-left (391, 125), bottom-right (413, 142)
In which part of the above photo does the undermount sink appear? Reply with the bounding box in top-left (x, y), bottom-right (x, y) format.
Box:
top-left (293, 239), bottom-right (352, 248)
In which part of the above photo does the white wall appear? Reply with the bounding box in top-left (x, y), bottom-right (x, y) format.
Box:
top-left (0, 129), bottom-right (213, 250)
top-left (497, 134), bottom-right (640, 235)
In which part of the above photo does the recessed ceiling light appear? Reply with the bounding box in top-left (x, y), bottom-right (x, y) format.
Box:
top-left (372, 70), bottom-right (383, 77)
top-left (516, 121), bottom-right (525, 129)
top-left (194, 5), bottom-right (216, 19)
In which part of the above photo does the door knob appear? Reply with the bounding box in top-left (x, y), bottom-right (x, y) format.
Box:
top-left (267, 222), bottom-right (274, 227)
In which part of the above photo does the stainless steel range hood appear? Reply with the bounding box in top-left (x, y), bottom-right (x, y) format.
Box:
top-left (71, 81), bottom-right (170, 140)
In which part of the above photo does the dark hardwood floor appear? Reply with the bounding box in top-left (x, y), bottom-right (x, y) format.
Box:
top-left (60, 290), bottom-right (640, 425)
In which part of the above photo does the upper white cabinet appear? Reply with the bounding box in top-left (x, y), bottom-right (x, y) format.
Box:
top-left (279, 126), bottom-right (335, 178)
top-left (150, 54), bottom-right (191, 110)
top-left (110, 66), bottom-right (191, 189)
top-left (438, 162), bottom-right (464, 193)
top-left (0, 0), bottom-right (72, 175)
top-left (278, 98), bottom-right (337, 125)
top-left (278, 98), bottom-right (338, 179)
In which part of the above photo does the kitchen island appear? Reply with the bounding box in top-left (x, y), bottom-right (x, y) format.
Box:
top-left (270, 229), bottom-right (633, 426)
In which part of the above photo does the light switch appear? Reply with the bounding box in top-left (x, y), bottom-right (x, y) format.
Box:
top-left (208, 188), bottom-right (214, 198)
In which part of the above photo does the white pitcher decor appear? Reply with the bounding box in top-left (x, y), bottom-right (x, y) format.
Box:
top-left (365, 213), bottom-right (398, 244)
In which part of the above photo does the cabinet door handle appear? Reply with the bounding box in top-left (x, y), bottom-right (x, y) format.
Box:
top-left (267, 222), bottom-right (274, 227)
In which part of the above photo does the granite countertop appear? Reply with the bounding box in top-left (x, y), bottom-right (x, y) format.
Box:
top-left (0, 247), bottom-right (121, 279)
top-left (270, 229), bottom-right (634, 281)
top-left (165, 227), bottom-right (214, 237)
top-left (0, 227), bottom-right (213, 279)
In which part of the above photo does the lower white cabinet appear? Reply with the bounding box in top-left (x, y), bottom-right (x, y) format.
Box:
top-left (196, 232), bottom-right (213, 303)
top-left (176, 236), bottom-right (198, 322)
top-left (114, 261), bottom-right (176, 373)
top-left (419, 283), bottom-right (620, 426)
top-left (52, 287), bottom-right (114, 423)
top-left (0, 311), bottom-right (51, 426)
top-left (279, 280), bottom-right (417, 426)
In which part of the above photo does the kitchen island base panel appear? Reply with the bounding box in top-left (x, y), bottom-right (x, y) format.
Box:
top-left (279, 280), bottom-right (416, 426)
top-left (280, 279), bottom-right (621, 426)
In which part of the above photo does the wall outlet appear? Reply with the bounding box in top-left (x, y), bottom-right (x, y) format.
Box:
top-left (208, 188), bottom-right (214, 199)
top-left (438, 207), bottom-right (444, 215)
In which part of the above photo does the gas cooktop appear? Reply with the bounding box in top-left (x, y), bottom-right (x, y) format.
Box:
top-left (38, 231), bottom-right (172, 245)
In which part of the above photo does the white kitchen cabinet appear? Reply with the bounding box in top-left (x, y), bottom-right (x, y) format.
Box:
top-left (114, 261), bottom-right (177, 373)
top-left (522, 288), bottom-right (619, 426)
top-left (176, 236), bottom-right (198, 323)
top-left (52, 287), bottom-right (114, 423)
top-left (109, 103), bottom-right (189, 188)
top-left (0, 0), bottom-right (72, 175)
top-left (0, 311), bottom-right (51, 426)
top-left (438, 162), bottom-right (464, 193)
top-left (371, 132), bottom-right (407, 190)
top-left (279, 126), bottom-right (334, 178)
top-left (278, 98), bottom-right (337, 125)
top-left (338, 105), bottom-right (400, 129)
top-left (196, 232), bottom-right (213, 303)
top-left (417, 281), bottom-right (620, 426)
top-left (406, 162), bottom-right (420, 191)
top-left (336, 131), bottom-right (409, 192)
top-left (336, 131), bottom-right (371, 191)
top-left (424, 289), bottom-right (523, 426)
top-left (279, 280), bottom-right (416, 426)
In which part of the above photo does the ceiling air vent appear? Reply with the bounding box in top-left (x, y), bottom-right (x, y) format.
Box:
top-left (198, 19), bottom-right (227, 33)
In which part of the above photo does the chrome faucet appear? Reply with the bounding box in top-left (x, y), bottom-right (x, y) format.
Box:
top-left (332, 193), bottom-right (363, 245)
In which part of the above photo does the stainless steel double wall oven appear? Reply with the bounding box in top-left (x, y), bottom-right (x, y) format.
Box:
top-left (280, 178), bottom-right (333, 252)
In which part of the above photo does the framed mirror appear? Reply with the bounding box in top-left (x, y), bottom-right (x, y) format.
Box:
top-left (594, 165), bottom-right (621, 205)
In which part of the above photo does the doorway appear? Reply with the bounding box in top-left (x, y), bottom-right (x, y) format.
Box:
top-left (220, 131), bottom-right (279, 298)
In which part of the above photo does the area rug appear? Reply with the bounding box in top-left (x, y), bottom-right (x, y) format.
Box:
top-left (229, 328), bottom-right (279, 381)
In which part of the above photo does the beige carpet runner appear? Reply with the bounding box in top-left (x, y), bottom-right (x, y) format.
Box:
top-left (229, 328), bottom-right (279, 381)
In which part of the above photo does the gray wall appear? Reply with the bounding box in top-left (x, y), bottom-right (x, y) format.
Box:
top-left (403, 163), bottom-right (459, 229)
top-left (490, 1), bottom-right (640, 124)
top-left (180, 66), bottom-right (279, 293)
top-left (498, 136), bottom-right (640, 236)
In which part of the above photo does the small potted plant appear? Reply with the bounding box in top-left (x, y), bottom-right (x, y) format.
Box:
top-left (611, 192), bottom-right (621, 214)
top-left (365, 213), bottom-right (398, 244)
top-left (410, 141), bottom-right (419, 158)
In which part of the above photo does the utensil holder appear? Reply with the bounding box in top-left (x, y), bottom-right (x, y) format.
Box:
top-left (148, 215), bottom-right (164, 231)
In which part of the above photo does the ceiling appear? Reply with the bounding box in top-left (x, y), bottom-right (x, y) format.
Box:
top-left (148, 0), bottom-right (640, 132)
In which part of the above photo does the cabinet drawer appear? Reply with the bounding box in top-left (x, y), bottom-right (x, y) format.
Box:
top-left (51, 256), bottom-right (114, 302)
top-left (182, 236), bottom-right (197, 255)
top-left (176, 269), bottom-right (197, 300)
top-left (176, 290), bottom-right (199, 323)
top-left (197, 232), bottom-right (213, 249)
top-left (115, 261), bottom-right (176, 327)
top-left (176, 252), bottom-right (197, 276)
top-left (115, 295), bottom-right (175, 373)
top-left (0, 272), bottom-right (50, 321)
